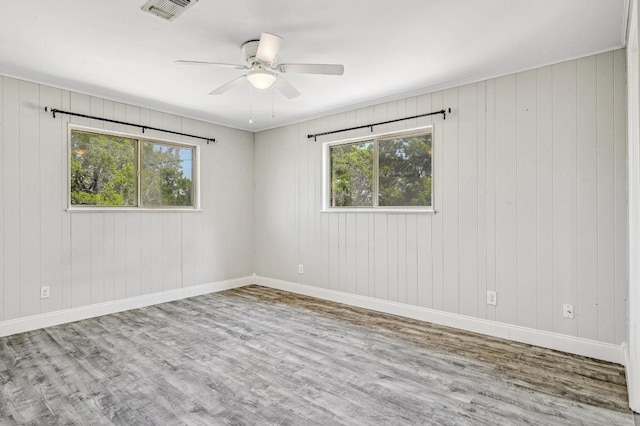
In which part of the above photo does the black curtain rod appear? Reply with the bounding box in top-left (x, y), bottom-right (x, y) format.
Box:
top-left (45, 107), bottom-right (216, 144)
top-left (307, 108), bottom-right (451, 141)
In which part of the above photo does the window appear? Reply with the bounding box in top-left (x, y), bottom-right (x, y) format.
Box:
top-left (326, 127), bottom-right (432, 210)
top-left (69, 127), bottom-right (198, 209)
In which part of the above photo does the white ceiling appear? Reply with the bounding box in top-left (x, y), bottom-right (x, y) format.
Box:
top-left (0, 0), bottom-right (629, 132)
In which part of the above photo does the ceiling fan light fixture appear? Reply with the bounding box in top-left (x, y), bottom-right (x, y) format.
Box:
top-left (246, 70), bottom-right (276, 90)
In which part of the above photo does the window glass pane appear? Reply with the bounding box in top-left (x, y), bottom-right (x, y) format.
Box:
top-left (378, 132), bottom-right (432, 207)
top-left (141, 142), bottom-right (194, 207)
top-left (70, 130), bottom-right (136, 206)
top-left (330, 141), bottom-right (374, 207)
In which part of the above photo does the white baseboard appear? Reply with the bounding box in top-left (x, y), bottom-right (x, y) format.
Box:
top-left (0, 276), bottom-right (253, 338)
top-left (2, 274), bottom-right (623, 366)
top-left (624, 342), bottom-right (640, 413)
top-left (254, 276), bottom-right (623, 365)
top-left (623, 343), bottom-right (633, 404)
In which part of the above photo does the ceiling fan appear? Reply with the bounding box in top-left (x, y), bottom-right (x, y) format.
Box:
top-left (176, 32), bottom-right (344, 99)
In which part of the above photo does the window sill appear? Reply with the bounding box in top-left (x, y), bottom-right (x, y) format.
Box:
top-left (321, 208), bottom-right (436, 214)
top-left (66, 208), bottom-right (203, 213)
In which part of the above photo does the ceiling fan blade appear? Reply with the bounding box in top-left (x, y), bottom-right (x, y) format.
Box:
top-left (175, 60), bottom-right (248, 70)
top-left (274, 76), bottom-right (300, 99)
top-left (278, 63), bottom-right (344, 75)
top-left (209, 75), bottom-right (246, 95)
top-left (256, 32), bottom-right (282, 63)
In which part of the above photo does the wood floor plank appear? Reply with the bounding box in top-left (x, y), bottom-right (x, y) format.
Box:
top-left (0, 285), bottom-right (634, 425)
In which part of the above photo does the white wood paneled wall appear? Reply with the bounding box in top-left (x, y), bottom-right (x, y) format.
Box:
top-left (255, 49), bottom-right (628, 344)
top-left (0, 76), bottom-right (255, 322)
top-left (626, 0), bottom-right (640, 411)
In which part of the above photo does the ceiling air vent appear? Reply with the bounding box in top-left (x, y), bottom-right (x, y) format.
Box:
top-left (141, 0), bottom-right (198, 21)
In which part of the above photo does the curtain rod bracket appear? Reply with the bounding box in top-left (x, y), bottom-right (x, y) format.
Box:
top-left (45, 106), bottom-right (56, 118)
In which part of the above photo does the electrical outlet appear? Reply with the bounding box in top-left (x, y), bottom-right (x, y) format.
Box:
top-left (298, 264), bottom-right (304, 274)
top-left (40, 286), bottom-right (50, 299)
top-left (563, 304), bottom-right (574, 319)
top-left (487, 290), bottom-right (497, 306)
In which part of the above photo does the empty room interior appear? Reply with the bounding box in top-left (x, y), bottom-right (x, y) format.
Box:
top-left (2, 0), bottom-right (640, 424)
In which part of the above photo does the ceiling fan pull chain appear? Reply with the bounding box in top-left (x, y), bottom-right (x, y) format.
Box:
top-left (249, 86), bottom-right (254, 124)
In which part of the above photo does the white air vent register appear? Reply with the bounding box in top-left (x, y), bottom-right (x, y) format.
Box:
top-left (141, 0), bottom-right (197, 21)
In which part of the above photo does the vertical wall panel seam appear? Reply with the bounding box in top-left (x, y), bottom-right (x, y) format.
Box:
top-left (396, 212), bottom-right (400, 302)
top-left (341, 214), bottom-right (345, 293)
top-left (368, 213), bottom-right (372, 297)
top-left (431, 95), bottom-right (435, 308)
top-left (442, 96), bottom-right (446, 309)
top-left (493, 80), bottom-right (497, 311)
top-left (407, 214), bottom-right (410, 305)
top-left (576, 61), bottom-right (581, 336)
top-left (297, 122), bottom-right (301, 272)
top-left (59, 90), bottom-right (64, 309)
top-left (89, 95), bottom-right (94, 303)
top-left (305, 122), bottom-right (308, 283)
top-left (485, 81), bottom-right (489, 320)
top-left (551, 66), bottom-right (556, 333)
top-left (612, 52), bottom-right (618, 342)
top-left (457, 88), bottom-right (461, 314)
top-left (37, 86), bottom-right (42, 314)
top-left (534, 72), bottom-right (539, 328)
top-left (535, 69), bottom-right (540, 329)
top-left (101, 102), bottom-right (107, 300)
top-left (398, 213), bottom-right (402, 303)
top-left (90, 216), bottom-right (94, 302)
top-left (305, 123), bottom-right (311, 288)
top-left (328, 196), bottom-right (333, 288)
top-left (139, 108), bottom-right (144, 293)
top-left (179, 119), bottom-right (184, 289)
top-left (17, 82), bottom-right (21, 319)
top-left (476, 82), bottom-right (480, 316)
top-left (177, 212), bottom-right (182, 289)
top-left (575, 60), bottom-right (579, 335)
top-left (596, 57), bottom-right (601, 340)
top-left (385, 214), bottom-right (389, 300)
top-left (483, 82), bottom-right (487, 319)
top-left (516, 75), bottom-right (520, 325)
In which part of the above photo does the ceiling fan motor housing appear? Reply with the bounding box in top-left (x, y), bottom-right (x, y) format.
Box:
top-left (241, 40), bottom-right (261, 65)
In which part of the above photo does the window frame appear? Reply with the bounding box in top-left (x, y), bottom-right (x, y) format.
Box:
top-left (322, 125), bottom-right (435, 213)
top-left (67, 124), bottom-right (201, 212)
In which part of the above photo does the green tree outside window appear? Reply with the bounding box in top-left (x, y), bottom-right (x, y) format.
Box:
top-left (70, 129), bottom-right (195, 208)
top-left (329, 130), bottom-right (432, 208)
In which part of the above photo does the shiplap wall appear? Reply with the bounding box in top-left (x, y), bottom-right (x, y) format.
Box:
top-left (627, 0), bottom-right (640, 410)
top-left (255, 49), bottom-right (628, 344)
top-left (0, 76), bottom-right (254, 322)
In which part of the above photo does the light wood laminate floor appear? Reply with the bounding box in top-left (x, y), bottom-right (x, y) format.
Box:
top-left (0, 285), bottom-right (635, 425)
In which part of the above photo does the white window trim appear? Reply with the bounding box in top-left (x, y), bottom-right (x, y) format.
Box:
top-left (322, 125), bottom-right (436, 214)
top-left (67, 124), bottom-right (201, 211)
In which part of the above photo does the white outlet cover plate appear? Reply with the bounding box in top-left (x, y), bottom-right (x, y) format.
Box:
top-left (563, 304), bottom-right (574, 318)
top-left (40, 286), bottom-right (50, 299)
